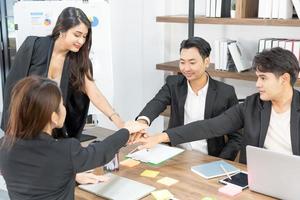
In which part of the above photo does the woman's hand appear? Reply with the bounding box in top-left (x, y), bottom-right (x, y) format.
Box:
top-left (75, 172), bottom-right (109, 185)
top-left (124, 120), bottom-right (148, 134)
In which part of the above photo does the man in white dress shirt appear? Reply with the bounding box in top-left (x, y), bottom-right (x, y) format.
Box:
top-left (135, 37), bottom-right (242, 161)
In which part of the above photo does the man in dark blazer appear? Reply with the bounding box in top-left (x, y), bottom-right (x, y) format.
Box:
top-left (136, 37), bottom-right (242, 161)
top-left (137, 47), bottom-right (300, 164)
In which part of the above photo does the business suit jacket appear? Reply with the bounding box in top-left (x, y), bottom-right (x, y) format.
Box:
top-left (137, 75), bottom-right (242, 160)
top-left (0, 129), bottom-right (129, 200)
top-left (1, 36), bottom-right (90, 138)
top-left (165, 91), bottom-right (300, 163)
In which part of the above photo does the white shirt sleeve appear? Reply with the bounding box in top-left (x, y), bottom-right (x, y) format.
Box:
top-left (136, 116), bottom-right (150, 125)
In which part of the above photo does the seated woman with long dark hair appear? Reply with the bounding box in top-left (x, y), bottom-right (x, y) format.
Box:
top-left (0, 76), bottom-right (146, 200)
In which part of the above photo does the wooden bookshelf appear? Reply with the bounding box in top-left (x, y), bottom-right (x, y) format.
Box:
top-left (156, 16), bottom-right (300, 27)
top-left (157, 60), bottom-right (300, 87)
top-left (157, 60), bottom-right (257, 81)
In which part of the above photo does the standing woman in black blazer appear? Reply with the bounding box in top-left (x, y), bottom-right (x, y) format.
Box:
top-left (0, 76), bottom-right (146, 200)
top-left (1, 7), bottom-right (124, 139)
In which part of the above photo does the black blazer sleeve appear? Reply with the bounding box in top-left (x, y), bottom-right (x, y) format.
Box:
top-left (217, 87), bottom-right (242, 160)
top-left (70, 128), bottom-right (129, 173)
top-left (166, 103), bottom-right (244, 146)
top-left (1, 36), bottom-right (37, 131)
top-left (137, 76), bottom-right (172, 124)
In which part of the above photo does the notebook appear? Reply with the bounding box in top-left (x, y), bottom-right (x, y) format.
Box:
top-left (247, 145), bottom-right (300, 200)
top-left (127, 144), bottom-right (184, 165)
top-left (78, 173), bottom-right (155, 200)
top-left (191, 160), bottom-right (240, 179)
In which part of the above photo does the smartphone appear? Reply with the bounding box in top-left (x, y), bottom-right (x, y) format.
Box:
top-left (219, 171), bottom-right (248, 189)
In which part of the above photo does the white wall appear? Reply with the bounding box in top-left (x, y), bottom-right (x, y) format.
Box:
top-left (163, 0), bottom-right (300, 98)
top-left (110, 0), bottom-right (165, 132)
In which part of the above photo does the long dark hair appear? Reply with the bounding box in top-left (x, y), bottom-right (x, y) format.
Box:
top-left (52, 7), bottom-right (93, 91)
top-left (2, 76), bottom-right (62, 147)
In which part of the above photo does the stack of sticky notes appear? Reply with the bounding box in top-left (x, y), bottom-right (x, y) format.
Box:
top-left (157, 177), bottom-right (178, 186)
top-left (120, 158), bottom-right (140, 167)
top-left (140, 170), bottom-right (160, 178)
top-left (151, 189), bottom-right (174, 200)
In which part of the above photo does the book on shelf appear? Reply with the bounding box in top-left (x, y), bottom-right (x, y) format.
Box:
top-left (292, 0), bottom-right (300, 19)
top-left (216, 0), bottom-right (231, 17)
top-left (216, 0), bottom-right (222, 17)
top-left (293, 40), bottom-right (300, 61)
top-left (206, 0), bottom-right (231, 18)
top-left (259, 0), bottom-right (293, 19)
top-left (257, 38), bottom-right (300, 66)
top-left (214, 39), bottom-right (236, 71)
top-left (191, 160), bottom-right (240, 179)
top-left (259, 38), bottom-right (284, 52)
top-left (258, 0), bottom-right (271, 18)
top-left (279, 0), bottom-right (293, 19)
top-left (285, 40), bottom-right (294, 52)
top-left (271, 0), bottom-right (279, 19)
top-left (206, 0), bottom-right (211, 17)
top-left (236, 0), bottom-right (259, 18)
top-left (210, 0), bottom-right (216, 17)
top-left (228, 42), bottom-right (250, 72)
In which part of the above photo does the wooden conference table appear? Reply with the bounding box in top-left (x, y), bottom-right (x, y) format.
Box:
top-left (75, 127), bottom-right (275, 200)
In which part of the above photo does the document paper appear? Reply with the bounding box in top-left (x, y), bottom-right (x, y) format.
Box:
top-left (127, 144), bottom-right (184, 165)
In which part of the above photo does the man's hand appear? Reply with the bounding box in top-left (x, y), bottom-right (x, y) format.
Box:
top-left (75, 172), bottom-right (109, 185)
top-left (128, 132), bottom-right (149, 145)
top-left (135, 132), bottom-right (170, 150)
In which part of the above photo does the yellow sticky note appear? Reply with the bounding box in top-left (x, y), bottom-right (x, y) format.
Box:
top-left (201, 197), bottom-right (217, 200)
top-left (151, 189), bottom-right (174, 200)
top-left (120, 158), bottom-right (140, 167)
top-left (157, 177), bottom-right (178, 186)
top-left (140, 170), bottom-right (160, 178)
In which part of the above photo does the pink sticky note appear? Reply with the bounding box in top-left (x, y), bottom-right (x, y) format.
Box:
top-left (218, 184), bottom-right (242, 196)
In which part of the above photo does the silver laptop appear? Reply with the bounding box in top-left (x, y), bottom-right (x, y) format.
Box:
top-left (78, 173), bottom-right (155, 200)
top-left (0, 190), bottom-right (9, 200)
top-left (247, 145), bottom-right (300, 200)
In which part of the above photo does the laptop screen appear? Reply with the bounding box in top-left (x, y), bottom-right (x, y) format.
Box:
top-left (246, 145), bottom-right (300, 200)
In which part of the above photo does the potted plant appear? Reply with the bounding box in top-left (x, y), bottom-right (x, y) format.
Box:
top-left (231, 0), bottom-right (236, 18)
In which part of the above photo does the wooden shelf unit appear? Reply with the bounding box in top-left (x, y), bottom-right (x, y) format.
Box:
top-left (156, 60), bottom-right (300, 87)
top-left (156, 15), bottom-right (300, 27)
top-left (156, 12), bottom-right (300, 118)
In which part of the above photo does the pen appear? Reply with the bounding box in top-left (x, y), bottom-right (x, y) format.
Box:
top-left (128, 147), bottom-right (139, 155)
top-left (220, 164), bottom-right (232, 180)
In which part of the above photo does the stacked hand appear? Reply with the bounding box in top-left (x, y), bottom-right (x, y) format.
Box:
top-left (123, 120), bottom-right (149, 144)
top-left (134, 132), bottom-right (170, 150)
top-left (123, 121), bottom-right (170, 149)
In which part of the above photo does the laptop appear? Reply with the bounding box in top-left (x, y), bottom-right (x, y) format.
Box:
top-left (78, 173), bottom-right (155, 200)
top-left (0, 190), bottom-right (9, 200)
top-left (0, 175), bottom-right (9, 200)
top-left (246, 145), bottom-right (300, 200)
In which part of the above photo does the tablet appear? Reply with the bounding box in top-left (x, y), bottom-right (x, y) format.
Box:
top-left (219, 171), bottom-right (248, 190)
